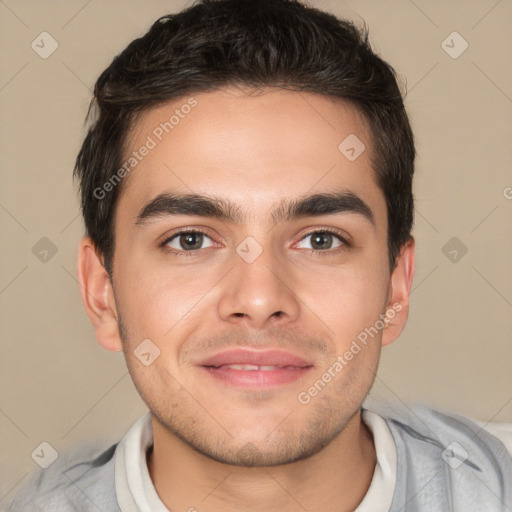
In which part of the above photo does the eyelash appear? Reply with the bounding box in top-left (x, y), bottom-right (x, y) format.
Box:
top-left (159, 228), bottom-right (351, 257)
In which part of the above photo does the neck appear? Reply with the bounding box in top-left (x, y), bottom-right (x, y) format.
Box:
top-left (147, 410), bottom-right (376, 512)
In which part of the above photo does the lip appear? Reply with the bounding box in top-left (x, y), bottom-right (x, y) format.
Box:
top-left (199, 365), bottom-right (313, 388)
top-left (197, 349), bottom-right (314, 389)
top-left (197, 348), bottom-right (313, 368)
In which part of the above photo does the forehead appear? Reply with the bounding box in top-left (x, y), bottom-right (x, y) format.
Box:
top-left (117, 87), bottom-right (384, 226)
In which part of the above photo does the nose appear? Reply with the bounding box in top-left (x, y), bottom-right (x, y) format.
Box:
top-left (217, 242), bottom-right (301, 329)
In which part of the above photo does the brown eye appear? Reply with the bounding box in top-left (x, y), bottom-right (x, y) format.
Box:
top-left (179, 232), bottom-right (203, 250)
top-left (296, 230), bottom-right (347, 251)
top-left (163, 231), bottom-right (213, 252)
top-left (310, 232), bottom-right (334, 250)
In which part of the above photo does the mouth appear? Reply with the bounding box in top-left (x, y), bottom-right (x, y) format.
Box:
top-left (206, 364), bottom-right (305, 371)
top-left (197, 349), bottom-right (314, 388)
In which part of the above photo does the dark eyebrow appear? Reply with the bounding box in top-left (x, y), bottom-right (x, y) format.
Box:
top-left (134, 190), bottom-right (375, 227)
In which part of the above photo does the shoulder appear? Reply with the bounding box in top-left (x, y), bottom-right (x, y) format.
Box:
top-left (373, 403), bottom-right (512, 510)
top-left (385, 405), bottom-right (512, 502)
top-left (380, 403), bottom-right (512, 464)
top-left (472, 420), bottom-right (512, 456)
top-left (7, 442), bottom-right (120, 512)
top-left (384, 404), bottom-right (512, 455)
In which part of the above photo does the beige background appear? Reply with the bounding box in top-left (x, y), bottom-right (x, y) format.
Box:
top-left (1, 0), bottom-right (511, 504)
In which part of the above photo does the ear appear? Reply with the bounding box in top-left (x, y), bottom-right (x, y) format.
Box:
top-left (76, 237), bottom-right (123, 352)
top-left (381, 237), bottom-right (415, 347)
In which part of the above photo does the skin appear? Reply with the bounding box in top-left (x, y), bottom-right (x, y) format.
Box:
top-left (77, 87), bottom-right (415, 512)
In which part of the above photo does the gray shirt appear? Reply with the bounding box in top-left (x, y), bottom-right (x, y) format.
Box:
top-left (6, 404), bottom-right (512, 511)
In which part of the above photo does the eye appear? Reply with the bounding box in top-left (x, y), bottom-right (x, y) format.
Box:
top-left (162, 230), bottom-right (215, 253)
top-left (295, 230), bottom-right (349, 252)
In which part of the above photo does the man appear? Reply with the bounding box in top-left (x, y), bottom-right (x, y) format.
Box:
top-left (9, 0), bottom-right (511, 510)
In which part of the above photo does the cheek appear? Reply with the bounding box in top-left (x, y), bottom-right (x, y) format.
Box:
top-left (114, 257), bottom-right (217, 342)
top-left (300, 260), bottom-right (388, 344)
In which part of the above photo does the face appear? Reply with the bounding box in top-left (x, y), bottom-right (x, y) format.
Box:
top-left (81, 87), bottom-right (413, 467)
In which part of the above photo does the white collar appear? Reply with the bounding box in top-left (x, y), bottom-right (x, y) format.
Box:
top-left (114, 409), bottom-right (397, 512)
